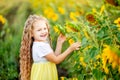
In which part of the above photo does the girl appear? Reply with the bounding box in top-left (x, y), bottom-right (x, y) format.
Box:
top-left (20, 14), bottom-right (81, 80)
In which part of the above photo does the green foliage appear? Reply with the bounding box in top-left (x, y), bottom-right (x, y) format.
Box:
top-left (57, 3), bottom-right (120, 79)
top-left (0, 35), bottom-right (20, 80)
top-left (0, 0), bottom-right (32, 79)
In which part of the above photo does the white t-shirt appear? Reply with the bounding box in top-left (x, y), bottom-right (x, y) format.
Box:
top-left (32, 42), bottom-right (53, 63)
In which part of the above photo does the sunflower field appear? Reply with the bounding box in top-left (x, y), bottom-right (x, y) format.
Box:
top-left (0, 0), bottom-right (120, 80)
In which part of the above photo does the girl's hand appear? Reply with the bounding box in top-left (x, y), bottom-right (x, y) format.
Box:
top-left (69, 42), bottom-right (81, 51)
top-left (57, 34), bottom-right (66, 44)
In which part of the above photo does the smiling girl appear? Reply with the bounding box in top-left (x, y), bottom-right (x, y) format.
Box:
top-left (19, 14), bottom-right (81, 80)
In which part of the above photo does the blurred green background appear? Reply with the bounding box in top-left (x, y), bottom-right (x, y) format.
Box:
top-left (0, 0), bottom-right (120, 80)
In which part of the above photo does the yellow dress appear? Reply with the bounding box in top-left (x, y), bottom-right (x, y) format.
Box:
top-left (31, 62), bottom-right (58, 80)
top-left (30, 42), bottom-right (58, 80)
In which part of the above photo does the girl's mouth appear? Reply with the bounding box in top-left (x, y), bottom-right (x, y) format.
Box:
top-left (40, 34), bottom-right (47, 37)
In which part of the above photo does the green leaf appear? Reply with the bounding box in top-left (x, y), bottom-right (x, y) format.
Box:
top-left (116, 32), bottom-right (120, 42)
top-left (97, 27), bottom-right (108, 40)
top-left (92, 69), bottom-right (104, 80)
top-left (104, 38), bottom-right (112, 45)
top-left (56, 24), bottom-right (66, 35)
top-left (81, 37), bottom-right (88, 48)
top-left (88, 47), bottom-right (98, 59)
top-left (97, 29), bottom-right (104, 40)
top-left (78, 74), bottom-right (84, 80)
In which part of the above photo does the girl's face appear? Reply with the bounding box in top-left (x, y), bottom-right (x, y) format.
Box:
top-left (32, 20), bottom-right (49, 42)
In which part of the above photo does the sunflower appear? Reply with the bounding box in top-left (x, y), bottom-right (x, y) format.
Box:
top-left (86, 13), bottom-right (96, 23)
top-left (0, 15), bottom-right (6, 30)
top-left (0, 15), bottom-right (5, 24)
top-left (105, 0), bottom-right (118, 6)
top-left (53, 26), bottom-right (60, 34)
top-left (114, 17), bottom-right (120, 30)
top-left (68, 38), bottom-right (74, 45)
top-left (101, 45), bottom-right (120, 73)
top-left (58, 7), bottom-right (65, 15)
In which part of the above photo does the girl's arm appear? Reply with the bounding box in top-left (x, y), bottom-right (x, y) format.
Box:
top-left (45, 42), bottom-right (80, 64)
top-left (54, 34), bottom-right (66, 56)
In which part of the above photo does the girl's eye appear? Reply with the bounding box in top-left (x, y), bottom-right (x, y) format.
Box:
top-left (37, 29), bottom-right (41, 31)
top-left (44, 28), bottom-right (47, 30)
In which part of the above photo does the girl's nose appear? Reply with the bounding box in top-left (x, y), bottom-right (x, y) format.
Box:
top-left (41, 29), bottom-right (46, 33)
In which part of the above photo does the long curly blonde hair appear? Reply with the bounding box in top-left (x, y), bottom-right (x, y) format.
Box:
top-left (19, 15), bottom-right (51, 80)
